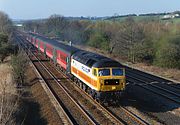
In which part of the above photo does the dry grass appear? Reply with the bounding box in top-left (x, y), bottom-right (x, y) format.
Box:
top-left (0, 63), bottom-right (18, 125)
top-left (0, 57), bottom-right (61, 125)
top-left (0, 63), bottom-right (16, 94)
top-left (131, 63), bottom-right (180, 82)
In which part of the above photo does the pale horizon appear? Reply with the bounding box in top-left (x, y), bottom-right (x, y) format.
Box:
top-left (0, 0), bottom-right (180, 20)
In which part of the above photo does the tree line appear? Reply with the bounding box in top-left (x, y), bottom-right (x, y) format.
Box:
top-left (0, 11), bottom-right (28, 86)
top-left (0, 11), bottom-right (29, 124)
top-left (0, 11), bottom-right (15, 62)
top-left (23, 14), bottom-right (180, 69)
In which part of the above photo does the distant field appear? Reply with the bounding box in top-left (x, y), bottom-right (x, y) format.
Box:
top-left (107, 15), bottom-right (180, 24)
top-left (162, 18), bottom-right (180, 24)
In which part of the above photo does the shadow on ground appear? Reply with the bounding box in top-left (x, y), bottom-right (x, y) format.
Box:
top-left (16, 98), bottom-right (47, 125)
top-left (121, 82), bottom-right (180, 113)
top-left (111, 82), bottom-right (180, 124)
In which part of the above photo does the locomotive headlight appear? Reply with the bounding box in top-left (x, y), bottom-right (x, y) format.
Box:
top-left (112, 86), bottom-right (116, 90)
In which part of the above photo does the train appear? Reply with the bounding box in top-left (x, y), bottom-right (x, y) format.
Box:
top-left (26, 32), bottom-right (126, 103)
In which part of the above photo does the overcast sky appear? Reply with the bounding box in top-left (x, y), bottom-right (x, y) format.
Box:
top-left (0, 0), bottom-right (180, 19)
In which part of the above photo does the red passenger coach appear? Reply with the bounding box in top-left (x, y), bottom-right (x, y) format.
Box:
top-left (35, 39), bottom-right (39, 48)
top-left (57, 50), bottom-right (68, 70)
top-left (27, 33), bottom-right (80, 73)
top-left (32, 37), bottom-right (35, 44)
top-left (39, 41), bottom-right (44, 52)
top-left (46, 43), bottom-right (53, 59)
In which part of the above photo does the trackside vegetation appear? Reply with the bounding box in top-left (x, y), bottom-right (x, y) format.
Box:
top-left (23, 13), bottom-right (180, 69)
top-left (0, 11), bottom-right (30, 125)
top-left (0, 11), bottom-right (15, 63)
top-left (11, 50), bottom-right (28, 86)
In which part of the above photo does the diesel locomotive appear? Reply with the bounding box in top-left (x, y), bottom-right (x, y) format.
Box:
top-left (26, 32), bottom-right (126, 102)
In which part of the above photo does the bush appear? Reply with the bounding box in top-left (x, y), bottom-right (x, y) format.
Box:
top-left (0, 33), bottom-right (8, 44)
top-left (133, 40), bottom-right (155, 64)
top-left (154, 35), bottom-right (180, 69)
top-left (11, 51), bottom-right (28, 86)
top-left (88, 32), bottom-right (110, 51)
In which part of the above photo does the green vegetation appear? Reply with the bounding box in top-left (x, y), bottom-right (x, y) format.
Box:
top-left (11, 50), bottom-right (28, 86)
top-left (0, 11), bottom-right (28, 87)
top-left (88, 31), bottom-right (110, 51)
top-left (0, 11), bottom-right (24, 125)
top-left (23, 13), bottom-right (180, 69)
top-left (0, 11), bottom-right (16, 62)
top-left (0, 33), bottom-right (16, 62)
top-left (154, 35), bottom-right (180, 68)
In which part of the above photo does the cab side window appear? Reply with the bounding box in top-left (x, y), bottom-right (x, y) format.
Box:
top-left (93, 69), bottom-right (97, 76)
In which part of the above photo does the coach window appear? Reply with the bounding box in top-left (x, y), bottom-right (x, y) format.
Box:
top-left (66, 57), bottom-right (69, 63)
top-left (93, 69), bottom-right (97, 76)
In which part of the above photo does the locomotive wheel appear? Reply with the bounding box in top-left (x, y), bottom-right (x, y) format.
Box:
top-left (87, 87), bottom-right (91, 95)
top-left (74, 78), bottom-right (78, 84)
top-left (80, 82), bottom-right (83, 89)
top-left (91, 90), bottom-right (96, 99)
top-left (82, 84), bottom-right (87, 92)
top-left (69, 74), bottom-right (74, 81)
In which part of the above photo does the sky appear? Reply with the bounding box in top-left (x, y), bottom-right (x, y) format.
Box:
top-left (0, 0), bottom-right (180, 19)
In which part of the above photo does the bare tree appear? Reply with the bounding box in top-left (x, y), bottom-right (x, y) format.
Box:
top-left (116, 17), bottom-right (145, 62)
top-left (46, 14), bottom-right (68, 36)
top-left (0, 11), bottom-right (13, 34)
top-left (0, 64), bottom-right (18, 125)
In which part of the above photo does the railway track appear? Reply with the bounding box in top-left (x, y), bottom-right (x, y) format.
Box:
top-left (127, 72), bottom-right (180, 104)
top-left (125, 69), bottom-right (180, 124)
top-left (127, 70), bottom-right (180, 94)
top-left (17, 36), bottom-right (98, 125)
top-left (43, 55), bottom-right (150, 125)
top-left (30, 50), bottom-right (124, 124)
top-left (31, 54), bottom-right (98, 125)
top-left (126, 68), bottom-right (180, 91)
top-left (125, 66), bottom-right (174, 83)
top-left (17, 34), bottom-right (125, 125)
top-left (40, 54), bottom-right (150, 125)
top-left (18, 33), bottom-right (152, 125)
top-left (32, 49), bottom-right (151, 124)
top-left (106, 106), bottom-right (150, 125)
top-left (15, 37), bottom-right (74, 125)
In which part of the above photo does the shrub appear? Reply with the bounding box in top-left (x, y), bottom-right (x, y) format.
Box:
top-left (11, 51), bottom-right (28, 86)
top-left (154, 35), bottom-right (180, 69)
top-left (0, 33), bottom-right (8, 44)
top-left (88, 32), bottom-right (110, 51)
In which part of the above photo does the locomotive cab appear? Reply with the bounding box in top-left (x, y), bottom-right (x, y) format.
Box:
top-left (92, 67), bottom-right (126, 92)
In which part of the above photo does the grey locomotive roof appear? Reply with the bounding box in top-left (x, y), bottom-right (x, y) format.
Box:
top-left (72, 50), bottom-right (122, 68)
top-left (30, 33), bottom-right (80, 55)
